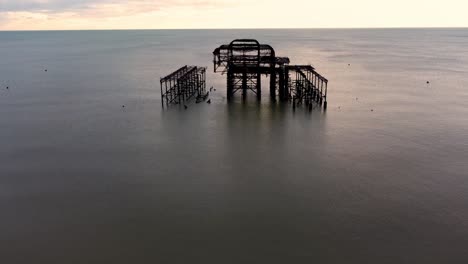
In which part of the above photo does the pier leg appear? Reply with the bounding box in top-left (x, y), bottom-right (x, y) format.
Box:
top-left (324, 82), bottom-right (328, 110)
top-left (270, 72), bottom-right (276, 100)
top-left (279, 68), bottom-right (286, 101)
top-left (319, 81), bottom-right (323, 105)
top-left (284, 68), bottom-right (290, 99)
top-left (256, 73), bottom-right (261, 101)
top-left (242, 71), bottom-right (247, 100)
top-left (227, 69), bottom-right (234, 101)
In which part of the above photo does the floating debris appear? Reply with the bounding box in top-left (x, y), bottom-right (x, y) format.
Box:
top-left (196, 91), bottom-right (209, 103)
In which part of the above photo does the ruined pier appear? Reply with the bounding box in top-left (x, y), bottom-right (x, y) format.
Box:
top-left (160, 39), bottom-right (328, 110)
top-left (213, 39), bottom-right (328, 109)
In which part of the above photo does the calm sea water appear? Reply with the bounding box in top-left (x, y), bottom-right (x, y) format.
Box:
top-left (1, 29), bottom-right (468, 263)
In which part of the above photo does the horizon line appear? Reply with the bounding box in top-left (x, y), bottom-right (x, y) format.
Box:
top-left (1, 26), bottom-right (468, 32)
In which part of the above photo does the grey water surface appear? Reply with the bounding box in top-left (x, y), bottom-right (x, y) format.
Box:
top-left (1, 29), bottom-right (468, 263)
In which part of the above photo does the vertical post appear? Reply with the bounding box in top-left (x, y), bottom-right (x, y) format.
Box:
top-left (190, 70), bottom-right (193, 98)
top-left (242, 70), bottom-right (247, 100)
top-left (200, 70), bottom-right (203, 96)
top-left (324, 81), bottom-right (328, 110)
top-left (315, 75), bottom-right (319, 102)
top-left (256, 72), bottom-right (261, 101)
top-left (270, 48), bottom-right (277, 101)
top-left (278, 67), bottom-right (285, 101)
top-left (160, 80), bottom-right (164, 108)
top-left (270, 72), bottom-right (276, 100)
top-left (169, 79), bottom-right (172, 104)
top-left (165, 81), bottom-right (169, 106)
top-left (257, 43), bottom-right (262, 101)
top-left (203, 69), bottom-right (206, 94)
top-left (310, 72), bottom-right (315, 98)
top-left (192, 69), bottom-right (196, 97)
top-left (213, 54), bottom-right (216, 73)
top-left (295, 71), bottom-right (298, 100)
top-left (227, 68), bottom-right (233, 101)
top-left (200, 69), bottom-right (203, 96)
top-left (319, 78), bottom-right (323, 105)
top-left (305, 71), bottom-right (309, 104)
top-left (297, 71), bottom-right (302, 101)
top-left (284, 67), bottom-right (290, 99)
top-left (179, 82), bottom-right (182, 105)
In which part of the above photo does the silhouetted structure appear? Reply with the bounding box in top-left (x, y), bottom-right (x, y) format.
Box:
top-left (160, 66), bottom-right (207, 107)
top-left (287, 65), bottom-right (328, 109)
top-left (213, 39), bottom-right (289, 101)
top-left (213, 39), bottom-right (328, 109)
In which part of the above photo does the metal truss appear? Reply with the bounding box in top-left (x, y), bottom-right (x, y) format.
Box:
top-left (160, 66), bottom-right (207, 107)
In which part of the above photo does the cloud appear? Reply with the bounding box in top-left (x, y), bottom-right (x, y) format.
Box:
top-left (0, 0), bottom-right (244, 30)
top-left (0, 0), bottom-right (232, 16)
top-left (0, 0), bottom-right (93, 12)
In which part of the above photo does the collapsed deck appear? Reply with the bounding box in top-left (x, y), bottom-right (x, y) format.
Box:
top-left (160, 66), bottom-right (207, 107)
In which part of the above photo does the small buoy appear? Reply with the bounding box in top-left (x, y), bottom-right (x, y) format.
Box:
top-left (214, 89), bottom-right (217, 91)
top-left (184, 105), bottom-right (188, 109)
top-left (348, 64), bottom-right (351, 66)
top-left (426, 81), bottom-right (430, 84)
top-left (45, 69), bottom-right (47, 72)
top-left (371, 109), bottom-right (374, 112)
top-left (122, 105), bottom-right (125, 108)
top-left (6, 86), bottom-right (9, 90)
top-left (207, 99), bottom-right (211, 104)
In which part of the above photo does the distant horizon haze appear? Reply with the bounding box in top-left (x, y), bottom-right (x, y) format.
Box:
top-left (1, 27), bottom-right (468, 32)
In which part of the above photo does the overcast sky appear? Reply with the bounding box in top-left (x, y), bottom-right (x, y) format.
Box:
top-left (0, 0), bottom-right (467, 30)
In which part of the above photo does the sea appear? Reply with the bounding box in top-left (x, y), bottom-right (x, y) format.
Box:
top-left (1, 29), bottom-right (468, 263)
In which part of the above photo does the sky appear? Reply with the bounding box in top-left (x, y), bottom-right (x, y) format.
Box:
top-left (0, 0), bottom-right (467, 30)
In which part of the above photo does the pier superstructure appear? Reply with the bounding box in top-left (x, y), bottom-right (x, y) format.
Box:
top-left (213, 39), bottom-right (328, 109)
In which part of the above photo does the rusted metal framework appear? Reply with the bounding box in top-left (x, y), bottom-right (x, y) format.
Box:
top-left (287, 65), bottom-right (328, 109)
top-left (160, 65), bottom-right (207, 107)
top-left (213, 39), bottom-right (328, 109)
top-left (213, 39), bottom-right (290, 101)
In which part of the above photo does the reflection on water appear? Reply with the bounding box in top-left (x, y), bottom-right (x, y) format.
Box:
top-left (1, 29), bottom-right (468, 263)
